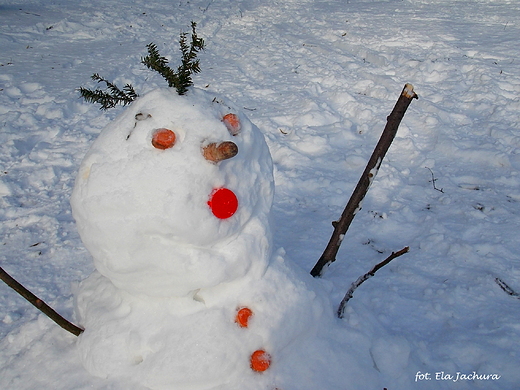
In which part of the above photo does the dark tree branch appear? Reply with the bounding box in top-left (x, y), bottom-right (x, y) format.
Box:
top-left (495, 277), bottom-right (520, 299)
top-left (425, 167), bottom-right (444, 193)
top-left (311, 84), bottom-right (418, 277)
top-left (337, 246), bottom-right (409, 318)
top-left (0, 266), bottom-right (84, 336)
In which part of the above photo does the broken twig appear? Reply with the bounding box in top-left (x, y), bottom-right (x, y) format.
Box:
top-left (425, 167), bottom-right (444, 193)
top-left (495, 277), bottom-right (520, 299)
top-left (0, 266), bottom-right (84, 336)
top-left (337, 246), bottom-right (409, 318)
top-left (311, 84), bottom-right (418, 277)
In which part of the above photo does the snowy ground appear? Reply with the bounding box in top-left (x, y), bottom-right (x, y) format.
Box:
top-left (1, 0), bottom-right (519, 389)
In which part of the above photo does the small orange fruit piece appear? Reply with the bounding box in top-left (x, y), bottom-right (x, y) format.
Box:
top-left (222, 113), bottom-right (241, 136)
top-left (235, 307), bottom-right (253, 328)
top-left (250, 349), bottom-right (271, 372)
top-left (152, 128), bottom-right (176, 149)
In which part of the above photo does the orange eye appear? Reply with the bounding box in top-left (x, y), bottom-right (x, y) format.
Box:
top-left (152, 128), bottom-right (176, 149)
top-left (222, 113), bottom-right (241, 136)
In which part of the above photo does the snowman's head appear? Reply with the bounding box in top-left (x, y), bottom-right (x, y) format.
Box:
top-left (71, 88), bottom-right (274, 297)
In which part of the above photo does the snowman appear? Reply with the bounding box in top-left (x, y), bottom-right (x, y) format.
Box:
top-left (71, 78), bottom-right (375, 389)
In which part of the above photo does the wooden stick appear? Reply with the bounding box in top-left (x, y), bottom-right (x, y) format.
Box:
top-left (0, 266), bottom-right (84, 336)
top-left (337, 246), bottom-right (409, 318)
top-left (311, 84), bottom-right (418, 277)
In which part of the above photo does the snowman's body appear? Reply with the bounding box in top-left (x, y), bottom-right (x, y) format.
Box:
top-left (72, 88), bottom-right (373, 390)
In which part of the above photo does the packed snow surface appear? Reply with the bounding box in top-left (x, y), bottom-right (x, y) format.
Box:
top-left (1, 0), bottom-right (520, 389)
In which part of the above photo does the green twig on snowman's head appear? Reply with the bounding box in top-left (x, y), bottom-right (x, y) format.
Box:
top-left (79, 74), bottom-right (138, 110)
top-left (79, 21), bottom-right (205, 109)
top-left (142, 21), bottom-right (205, 95)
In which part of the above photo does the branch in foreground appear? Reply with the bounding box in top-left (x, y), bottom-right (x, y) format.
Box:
top-left (495, 277), bottom-right (520, 299)
top-left (0, 266), bottom-right (84, 336)
top-left (311, 84), bottom-right (417, 277)
top-left (337, 246), bottom-right (409, 318)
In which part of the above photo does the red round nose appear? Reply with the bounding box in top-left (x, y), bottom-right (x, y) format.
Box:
top-left (208, 188), bottom-right (238, 219)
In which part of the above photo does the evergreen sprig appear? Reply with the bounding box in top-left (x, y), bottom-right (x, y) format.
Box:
top-left (79, 74), bottom-right (138, 110)
top-left (141, 43), bottom-right (179, 89)
top-left (79, 21), bottom-right (204, 109)
top-left (142, 21), bottom-right (205, 95)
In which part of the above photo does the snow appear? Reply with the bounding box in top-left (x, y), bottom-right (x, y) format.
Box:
top-left (70, 87), bottom-right (274, 297)
top-left (1, 0), bottom-right (519, 389)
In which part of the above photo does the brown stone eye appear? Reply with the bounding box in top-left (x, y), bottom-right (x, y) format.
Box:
top-left (152, 128), bottom-right (176, 150)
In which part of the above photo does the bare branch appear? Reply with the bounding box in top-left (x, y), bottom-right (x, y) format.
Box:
top-left (495, 277), bottom-right (520, 299)
top-left (337, 246), bottom-right (409, 318)
top-left (311, 84), bottom-right (418, 277)
top-left (425, 167), bottom-right (444, 193)
top-left (0, 266), bottom-right (84, 336)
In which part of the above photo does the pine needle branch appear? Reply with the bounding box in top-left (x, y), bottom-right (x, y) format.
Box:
top-left (142, 43), bottom-right (180, 89)
top-left (78, 73), bottom-right (138, 110)
top-left (142, 21), bottom-right (205, 95)
top-left (80, 21), bottom-right (205, 108)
